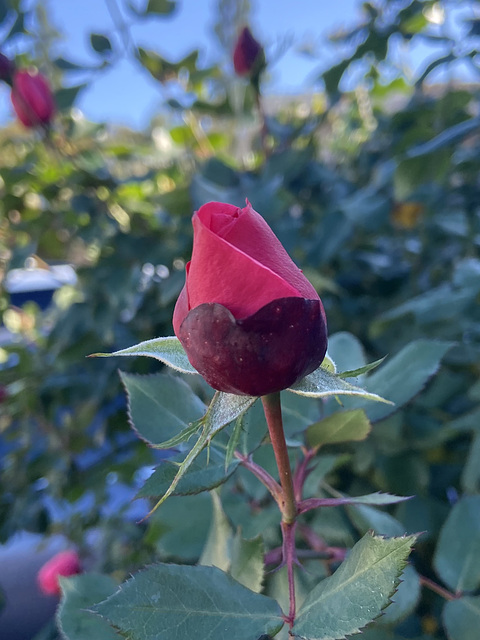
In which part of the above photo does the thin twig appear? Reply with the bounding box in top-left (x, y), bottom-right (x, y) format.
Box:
top-left (234, 451), bottom-right (283, 505)
top-left (419, 575), bottom-right (460, 601)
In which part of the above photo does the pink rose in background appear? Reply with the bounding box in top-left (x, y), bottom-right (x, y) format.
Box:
top-left (11, 69), bottom-right (55, 128)
top-left (37, 550), bottom-right (81, 596)
top-left (233, 27), bottom-right (264, 77)
top-left (173, 201), bottom-right (328, 396)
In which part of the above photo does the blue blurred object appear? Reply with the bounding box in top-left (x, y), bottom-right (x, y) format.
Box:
top-left (5, 265), bottom-right (77, 310)
top-left (0, 533), bottom-right (68, 640)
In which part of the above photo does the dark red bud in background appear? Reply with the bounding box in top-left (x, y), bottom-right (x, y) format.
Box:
top-left (11, 69), bottom-right (56, 128)
top-left (0, 52), bottom-right (14, 83)
top-left (233, 26), bottom-right (264, 77)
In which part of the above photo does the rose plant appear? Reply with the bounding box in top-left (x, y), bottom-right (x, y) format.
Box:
top-left (75, 199), bottom-right (436, 640)
top-left (3, 4), bottom-right (475, 639)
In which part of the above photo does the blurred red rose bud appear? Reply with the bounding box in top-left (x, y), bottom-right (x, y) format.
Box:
top-left (0, 385), bottom-right (8, 403)
top-left (37, 550), bottom-right (81, 596)
top-left (0, 52), bottom-right (13, 82)
top-left (11, 69), bottom-right (55, 128)
top-left (173, 201), bottom-right (328, 396)
top-left (233, 27), bottom-right (264, 77)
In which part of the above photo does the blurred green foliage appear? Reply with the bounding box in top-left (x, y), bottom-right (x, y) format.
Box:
top-left (1, 0), bottom-right (480, 638)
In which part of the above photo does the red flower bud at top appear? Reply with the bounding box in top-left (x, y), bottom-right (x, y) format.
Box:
top-left (233, 27), bottom-right (264, 76)
top-left (37, 550), bottom-right (81, 596)
top-left (173, 201), bottom-right (328, 396)
top-left (11, 69), bottom-right (55, 128)
top-left (0, 53), bottom-right (13, 82)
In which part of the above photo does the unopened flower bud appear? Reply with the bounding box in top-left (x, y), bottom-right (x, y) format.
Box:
top-left (11, 69), bottom-right (55, 128)
top-left (233, 27), bottom-right (264, 77)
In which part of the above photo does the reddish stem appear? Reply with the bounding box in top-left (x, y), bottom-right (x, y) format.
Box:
top-left (264, 547), bottom-right (338, 566)
top-left (261, 394), bottom-right (297, 524)
top-left (281, 521), bottom-right (299, 627)
top-left (298, 523), bottom-right (347, 563)
top-left (234, 451), bottom-right (283, 504)
top-left (419, 575), bottom-right (461, 601)
top-left (261, 393), bottom-right (298, 629)
top-left (293, 447), bottom-right (317, 503)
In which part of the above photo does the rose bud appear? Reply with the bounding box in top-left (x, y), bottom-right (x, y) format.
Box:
top-left (173, 201), bottom-right (328, 396)
top-left (233, 26), bottom-right (265, 77)
top-left (37, 550), bottom-right (81, 596)
top-left (0, 52), bottom-right (14, 83)
top-left (11, 69), bottom-right (56, 128)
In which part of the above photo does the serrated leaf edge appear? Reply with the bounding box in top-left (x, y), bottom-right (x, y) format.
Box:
top-left (292, 532), bottom-right (418, 640)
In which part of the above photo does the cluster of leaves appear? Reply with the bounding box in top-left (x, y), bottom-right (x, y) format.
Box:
top-left (1, 0), bottom-right (480, 639)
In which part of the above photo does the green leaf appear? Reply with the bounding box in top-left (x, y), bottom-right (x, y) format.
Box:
top-left (288, 364), bottom-right (393, 405)
top-left (462, 433), bottom-right (480, 493)
top-left (347, 503), bottom-right (407, 537)
top-left (327, 332), bottom-right (367, 375)
top-left (303, 455), bottom-right (349, 497)
top-left (225, 415), bottom-right (244, 471)
top-left (434, 496), bottom-right (480, 592)
top-left (357, 340), bottom-right (453, 422)
top-left (292, 532), bottom-right (417, 640)
top-left (90, 336), bottom-right (197, 374)
top-left (199, 491), bottom-right (233, 571)
top-left (120, 371), bottom-right (206, 446)
top-left (205, 392), bottom-right (257, 440)
top-left (0, 0), bottom-right (11, 24)
top-left (143, 391), bottom-right (256, 513)
top-left (230, 533), bottom-right (265, 593)
top-left (338, 357), bottom-right (386, 379)
top-left (322, 59), bottom-right (350, 96)
top-left (145, 0), bottom-right (176, 15)
top-left (5, 10), bottom-right (24, 39)
top-left (380, 564), bottom-right (420, 626)
top-left (306, 409), bottom-right (371, 448)
top-left (321, 354), bottom-right (336, 373)
top-left (136, 47), bottom-right (197, 83)
top-left (91, 564), bottom-right (284, 640)
top-left (407, 117), bottom-right (480, 158)
top-left (280, 390), bottom-right (323, 445)
top-left (300, 492), bottom-right (410, 515)
top-left (54, 84), bottom-right (87, 111)
top-left (443, 596), bottom-right (480, 640)
top-left (145, 423), bottom-right (210, 516)
top-left (150, 493), bottom-right (212, 561)
top-left (136, 447), bottom-right (239, 499)
top-left (90, 33), bottom-right (112, 54)
top-left (53, 57), bottom-right (86, 71)
top-left (57, 573), bottom-right (118, 640)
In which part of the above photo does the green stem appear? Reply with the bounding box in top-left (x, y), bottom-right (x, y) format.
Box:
top-left (254, 87), bottom-right (269, 158)
top-left (261, 393), bottom-right (297, 524)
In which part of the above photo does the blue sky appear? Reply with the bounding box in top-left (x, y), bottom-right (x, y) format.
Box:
top-left (0, 0), bottom-right (475, 130)
top-left (0, 0), bottom-right (362, 128)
